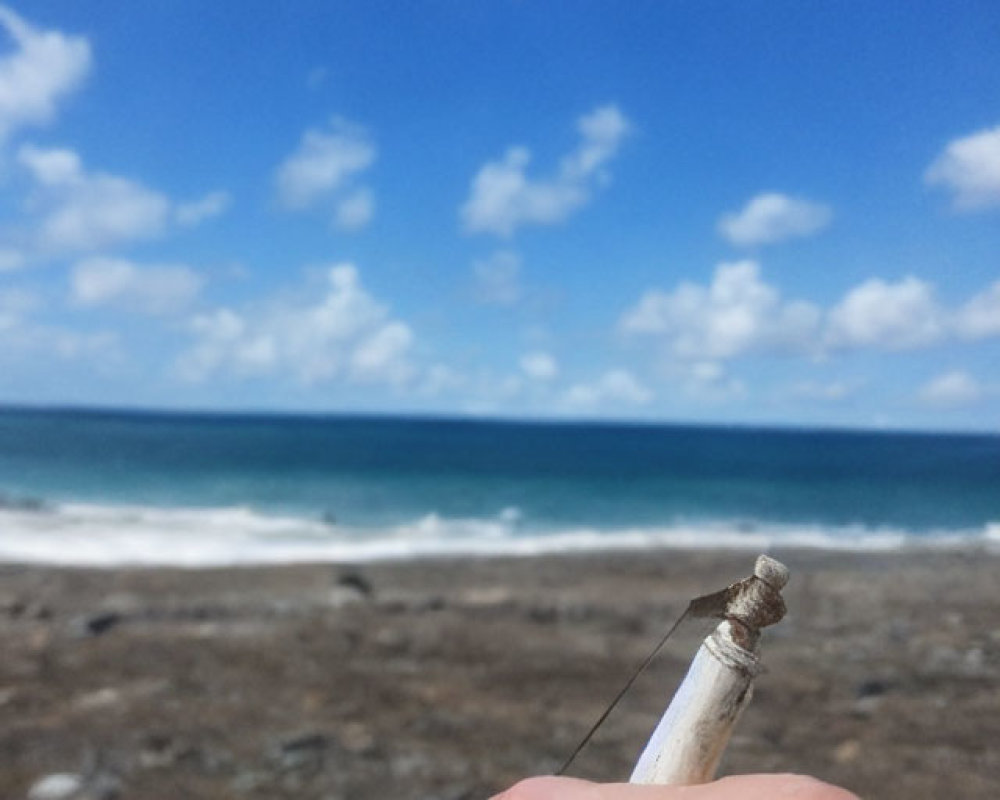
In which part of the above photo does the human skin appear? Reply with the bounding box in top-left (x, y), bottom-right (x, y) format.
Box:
top-left (490, 775), bottom-right (860, 800)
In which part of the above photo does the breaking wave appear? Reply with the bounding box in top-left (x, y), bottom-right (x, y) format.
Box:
top-left (0, 500), bottom-right (997, 566)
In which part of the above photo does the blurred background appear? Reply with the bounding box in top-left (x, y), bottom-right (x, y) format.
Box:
top-left (1, 3), bottom-right (999, 799)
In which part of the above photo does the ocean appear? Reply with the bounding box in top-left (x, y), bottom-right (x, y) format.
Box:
top-left (0, 408), bottom-right (997, 565)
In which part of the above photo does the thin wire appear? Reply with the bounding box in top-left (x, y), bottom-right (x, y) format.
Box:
top-left (555, 603), bottom-right (693, 776)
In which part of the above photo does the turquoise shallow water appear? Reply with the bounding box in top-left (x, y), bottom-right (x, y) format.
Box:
top-left (0, 408), bottom-right (998, 564)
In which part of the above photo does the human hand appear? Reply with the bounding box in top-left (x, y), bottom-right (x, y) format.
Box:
top-left (491, 774), bottom-right (859, 800)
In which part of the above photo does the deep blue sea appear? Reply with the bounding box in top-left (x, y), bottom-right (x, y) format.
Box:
top-left (1, 408), bottom-right (998, 564)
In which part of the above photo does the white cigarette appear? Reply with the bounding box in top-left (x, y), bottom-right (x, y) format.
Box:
top-left (629, 555), bottom-right (789, 786)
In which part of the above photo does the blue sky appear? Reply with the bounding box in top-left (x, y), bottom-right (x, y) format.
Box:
top-left (1, 1), bottom-right (999, 431)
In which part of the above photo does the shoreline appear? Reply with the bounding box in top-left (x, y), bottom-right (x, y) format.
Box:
top-left (2, 549), bottom-right (998, 799)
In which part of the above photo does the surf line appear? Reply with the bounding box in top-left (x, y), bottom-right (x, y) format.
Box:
top-left (558, 555), bottom-right (789, 785)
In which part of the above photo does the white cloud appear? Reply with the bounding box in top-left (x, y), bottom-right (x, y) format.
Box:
top-left (621, 262), bottom-right (1000, 380)
top-left (565, 369), bottom-right (652, 409)
top-left (461, 104), bottom-right (630, 236)
top-left (0, 286), bottom-right (116, 362)
top-left (620, 261), bottom-right (821, 360)
top-left (177, 263), bottom-right (414, 386)
top-left (472, 250), bottom-right (522, 305)
top-left (350, 321), bottom-right (413, 383)
top-left (10, 146), bottom-right (222, 261)
top-left (71, 256), bottom-right (203, 315)
top-left (717, 192), bottom-right (832, 247)
top-left (333, 187), bottom-right (374, 231)
top-left (175, 190), bottom-right (231, 226)
top-left (0, 9), bottom-right (216, 261)
top-left (275, 118), bottom-right (374, 208)
top-left (17, 144), bottom-right (170, 253)
top-left (954, 280), bottom-right (1000, 340)
top-left (520, 351), bottom-right (558, 381)
top-left (0, 5), bottom-right (91, 142)
top-left (678, 360), bottom-right (746, 401)
top-left (275, 117), bottom-right (376, 229)
top-left (16, 142), bottom-right (79, 182)
top-left (925, 124), bottom-right (1000, 210)
top-left (825, 276), bottom-right (945, 350)
top-left (562, 104), bottom-right (632, 179)
top-left (918, 370), bottom-right (983, 408)
top-left (462, 146), bottom-right (584, 236)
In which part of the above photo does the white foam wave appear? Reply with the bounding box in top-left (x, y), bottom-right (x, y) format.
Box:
top-left (0, 502), bottom-right (996, 566)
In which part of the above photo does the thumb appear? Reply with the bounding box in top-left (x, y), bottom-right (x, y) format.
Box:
top-left (490, 775), bottom-right (859, 800)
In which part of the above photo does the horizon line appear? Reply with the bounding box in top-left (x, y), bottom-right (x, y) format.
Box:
top-left (0, 401), bottom-right (996, 440)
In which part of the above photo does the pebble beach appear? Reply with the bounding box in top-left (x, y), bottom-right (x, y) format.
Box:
top-left (2, 548), bottom-right (998, 799)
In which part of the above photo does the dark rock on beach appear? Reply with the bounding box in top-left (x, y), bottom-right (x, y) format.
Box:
top-left (1, 550), bottom-right (998, 799)
top-left (336, 570), bottom-right (374, 598)
top-left (69, 611), bottom-right (122, 638)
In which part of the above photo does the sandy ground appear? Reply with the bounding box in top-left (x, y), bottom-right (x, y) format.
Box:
top-left (1, 549), bottom-right (998, 799)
